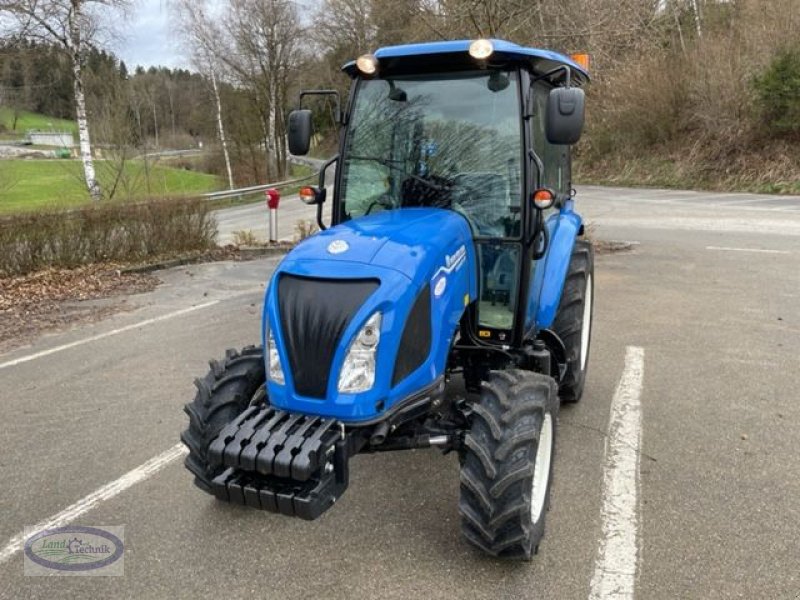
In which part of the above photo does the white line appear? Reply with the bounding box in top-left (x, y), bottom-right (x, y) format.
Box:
top-left (706, 246), bottom-right (790, 255)
top-left (707, 197), bottom-right (778, 206)
top-left (0, 444), bottom-right (188, 565)
top-left (0, 301), bottom-right (219, 371)
top-left (589, 346), bottom-right (645, 600)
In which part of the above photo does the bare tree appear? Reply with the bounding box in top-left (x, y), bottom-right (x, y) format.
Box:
top-left (172, 0), bottom-right (235, 189)
top-left (0, 0), bottom-right (129, 201)
top-left (315, 0), bottom-right (376, 57)
top-left (223, 0), bottom-right (303, 179)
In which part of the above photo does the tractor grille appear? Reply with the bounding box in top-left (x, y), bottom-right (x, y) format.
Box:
top-left (392, 284), bottom-right (431, 386)
top-left (278, 274), bottom-right (379, 398)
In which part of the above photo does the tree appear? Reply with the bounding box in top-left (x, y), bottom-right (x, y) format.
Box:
top-left (223, 0), bottom-right (303, 179)
top-left (0, 0), bottom-right (129, 201)
top-left (753, 46), bottom-right (800, 137)
top-left (173, 0), bottom-right (236, 189)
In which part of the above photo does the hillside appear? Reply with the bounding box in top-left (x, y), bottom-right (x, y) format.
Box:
top-left (0, 107), bottom-right (78, 138)
top-left (0, 159), bottom-right (221, 213)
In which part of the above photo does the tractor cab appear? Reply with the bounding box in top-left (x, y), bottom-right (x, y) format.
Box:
top-left (290, 39), bottom-right (588, 348)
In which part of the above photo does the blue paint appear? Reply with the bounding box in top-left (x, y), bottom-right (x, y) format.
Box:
top-left (265, 39), bottom-right (589, 424)
top-left (264, 209), bottom-right (476, 422)
top-left (342, 39), bottom-right (590, 84)
top-left (527, 200), bottom-right (583, 333)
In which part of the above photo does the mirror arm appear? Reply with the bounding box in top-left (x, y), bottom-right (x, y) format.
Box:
top-left (316, 201), bottom-right (327, 231)
top-left (299, 89), bottom-right (342, 124)
top-left (314, 154), bottom-right (338, 231)
top-left (319, 154), bottom-right (338, 189)
top-left (531, 65), bottom-right (572, 88)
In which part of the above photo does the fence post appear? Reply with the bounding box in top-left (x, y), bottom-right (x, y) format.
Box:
top-left (266, 188), bottom-right (280, 243)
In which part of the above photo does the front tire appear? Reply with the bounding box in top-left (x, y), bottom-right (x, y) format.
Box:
top-left (459, 370), bottom-right (559, 560)
top-left (181, 346), bottom-right (266, 493)
top-left (553, 240), bottom-right (594, 403)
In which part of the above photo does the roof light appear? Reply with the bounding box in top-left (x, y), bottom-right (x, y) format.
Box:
top-left (469, 39), bottom-right (494, 60)
top-left (356, 54), bottom-right (378, 76)
top-left (570, 53), bottom-right (591, 71)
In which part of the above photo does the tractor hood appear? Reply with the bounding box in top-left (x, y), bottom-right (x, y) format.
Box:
top-left (283, 208), bottom-right (472, 281)
top-left (263, 208), bottom-right (478, 423)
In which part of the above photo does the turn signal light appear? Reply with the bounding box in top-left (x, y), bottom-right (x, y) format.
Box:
top-left (570, 53), bottom-right (591, 71)
top-left (533, 188), bottom-right (556, 209)
top-left (299, 186), bottom-right (316, 205)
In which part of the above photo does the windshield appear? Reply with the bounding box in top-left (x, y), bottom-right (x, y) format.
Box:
top-left (339, 70), bottom-right (523, 239)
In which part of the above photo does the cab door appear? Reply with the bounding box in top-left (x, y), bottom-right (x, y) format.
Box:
top-left (525, 80), bottom-right (573, 336)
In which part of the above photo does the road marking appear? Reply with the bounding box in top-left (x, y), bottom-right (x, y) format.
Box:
top-left (706, 246), bottom-right (790, 255)
top-left (708, 197), bottom-right (778, 206)
top-left (0, 443), bottom-right (188, 565)
top-left (0, 301), bottom-right (219, 371)
top-left (589, 346), bottom-right (645, 600)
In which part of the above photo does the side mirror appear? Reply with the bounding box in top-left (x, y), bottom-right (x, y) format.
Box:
top-left (287, 109), bottom-right (312, 155)
top-left (545, 87), bottom-right (585, 145)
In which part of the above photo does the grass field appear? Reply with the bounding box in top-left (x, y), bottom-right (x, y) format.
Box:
top-left (0, 159), bottom-right (222, 213)
top-left (0, 107), bottom-right (77, 138)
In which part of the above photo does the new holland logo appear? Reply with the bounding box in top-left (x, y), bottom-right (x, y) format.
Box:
top-left (327, 240), bottom-right (349, 254)
top-left (432, 245), bottom-right (466, 281)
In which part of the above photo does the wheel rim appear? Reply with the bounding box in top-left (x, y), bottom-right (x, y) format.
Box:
top-left (530, 413), bottom-right (553, 525)
top-left (580, 273), bottom-right (593, 372)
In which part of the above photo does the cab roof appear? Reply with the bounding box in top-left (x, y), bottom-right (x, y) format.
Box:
top-left (342, 39), bottom-right (590, 86)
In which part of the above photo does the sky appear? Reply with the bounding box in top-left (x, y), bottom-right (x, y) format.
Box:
top-left (112, 0), bottom-right (312, 71)
top-left (112, 0), bottom-right (190, 70)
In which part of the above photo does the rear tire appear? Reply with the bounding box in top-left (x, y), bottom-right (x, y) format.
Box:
top-left (180, 346), bottom-right (266, 494)
top-left (552, 240), bottom-right (594, 403)
top-left (459, 370), bottom-right (559, 560)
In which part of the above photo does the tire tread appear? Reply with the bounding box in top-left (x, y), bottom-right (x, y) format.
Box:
top-left (459, 369), bottom-right (558, 560)
top-left (181, 347), bottom-right (266, 493)
top-left (552, 240), bottom-right (594, 403)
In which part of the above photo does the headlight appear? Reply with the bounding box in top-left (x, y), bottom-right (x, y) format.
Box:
top-left (266, 329), bottom-right (285, 384)
top-left (338, 312), bottom-right (381, 393)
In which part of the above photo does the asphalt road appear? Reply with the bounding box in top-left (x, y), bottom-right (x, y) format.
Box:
top-left (215, 157), bottom-right (331, 245)
top-left (0, 186), bottom-right (798, 599)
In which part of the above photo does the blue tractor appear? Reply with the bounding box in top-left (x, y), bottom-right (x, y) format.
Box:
top-left (182, 39), bottom-right (594, 560)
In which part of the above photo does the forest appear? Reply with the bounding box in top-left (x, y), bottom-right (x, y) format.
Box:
top-left (1, 0), bottom-right (799, 197)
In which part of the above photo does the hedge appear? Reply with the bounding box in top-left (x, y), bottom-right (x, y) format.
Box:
top-left (0, 198), bottom-right (217, 277)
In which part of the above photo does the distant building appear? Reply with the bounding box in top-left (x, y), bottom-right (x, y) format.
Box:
top-left (28, 131), bottom-right (76, 147)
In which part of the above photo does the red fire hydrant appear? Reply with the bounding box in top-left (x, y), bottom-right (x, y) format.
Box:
top-left (265, 188), bottom-right (280, 242)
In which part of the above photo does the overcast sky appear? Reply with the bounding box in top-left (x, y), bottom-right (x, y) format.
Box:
top-left (112, 0), bottom-right (189, 70)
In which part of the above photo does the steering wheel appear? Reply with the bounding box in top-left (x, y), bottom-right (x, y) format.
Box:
top-left (401, 174), bottom-right (454, 208)
top-left (450, 172), bottom-right (508, 235)
top-left (365, 194), bottom-right (395, 215)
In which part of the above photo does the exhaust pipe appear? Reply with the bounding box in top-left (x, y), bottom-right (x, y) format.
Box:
top-left (370, 421), bottom-right (390, 446)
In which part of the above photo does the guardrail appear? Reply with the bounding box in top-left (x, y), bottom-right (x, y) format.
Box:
top-left (201, 173), bottom-right (317, 202)
top-left (201, 156), bottom-right (329, 202)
